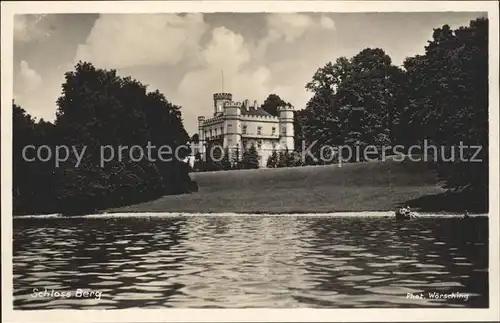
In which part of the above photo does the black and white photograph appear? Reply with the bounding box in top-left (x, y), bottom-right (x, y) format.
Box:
top-left (2, 1), bottom-right (499, 322)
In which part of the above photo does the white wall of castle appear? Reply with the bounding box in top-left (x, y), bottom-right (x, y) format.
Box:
top-left (202, 120), bottom-right (225, 140)
top-left (198, 101), bottom-right (294, 168)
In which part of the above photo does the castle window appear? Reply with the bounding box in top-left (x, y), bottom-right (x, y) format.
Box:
top-left (220, 127), bottom-right (223, 135)
top-left (257, 140), bottom-right (262, 149)
top-left (257, 126), bottom-right (262, 135)
top-left (242, 125), bottom-right (247, 134)
top-left (272, 127), bottom-right (276, 135)
top-left (210, 129), bottom-right (213, 137)
top-left (282, 127), bottom-right (286, 135)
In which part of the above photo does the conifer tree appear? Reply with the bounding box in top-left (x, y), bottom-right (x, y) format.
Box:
top-left (267, 149), bottom-right (278, 168)
top-left (242, 144), bottom-right (260, 169)
top-left (221, 148), bottom-right (232, 170)
top-left (233, 144), bottom-right (242, 169)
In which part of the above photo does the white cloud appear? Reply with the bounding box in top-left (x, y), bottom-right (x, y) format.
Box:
top-left (266, 13), bottom-right (316, 43)
top-left (75, 13), bottom-right (209, 69)
top-left (14, 13), bottom-right (338, 133)
top-left (320, 15), bottom-right (336, 30)
top-left (254, 13), bottom-right (336, 59)
top-left (202, 27), bottom-right (250, 71)
top-left (19, 60), bottom-right (42, 92)
top-left (14, 61), bottom-right (63, 122)
top-left (176, 27), bottom-right (272, 126)
top-left (13, 15), bottom-right (29, 41)
top-left (252, 67), bottom-right (272, 85)
top-left (14, 14), bottom-right (50, 42)
top-left (176, 14), bottom-right (338, 133)
top-left (14, 12), bottom-right (486, 136)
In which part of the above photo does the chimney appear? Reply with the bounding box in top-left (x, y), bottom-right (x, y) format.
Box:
top-left (253, 100), bottom-right (258, 109)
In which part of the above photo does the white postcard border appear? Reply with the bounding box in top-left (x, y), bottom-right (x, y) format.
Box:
top-left (1, 1), bottom-right (499, 322)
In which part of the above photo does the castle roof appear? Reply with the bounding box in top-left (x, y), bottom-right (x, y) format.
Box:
top-left (240, 106), bottom-right (274, 117)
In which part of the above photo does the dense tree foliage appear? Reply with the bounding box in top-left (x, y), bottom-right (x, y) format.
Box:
top-left (299, 50), bottom-right (407, 162)
top-left (198, 139), bottom-right (224, 171)
top-left (13, 104), bottom-right (57, 214)
top-left (190, 133), bottom-right (199, 144)
top-left (402, 19), bottom-right (488, 201)
top-left (196, 141), bottom-right (265, 171)
top-left (233, 144), bottom-right (242, 169)
top-left (241, 144), bottom-right (260, 169)
top-left (221, 148), bottom-right (233, 170)
top-left (13, 62), bottom-right (196, 215)
top-left (260, 94), bottom-right (290, 117)
top-left (267, 149), bottom-right (279, 168)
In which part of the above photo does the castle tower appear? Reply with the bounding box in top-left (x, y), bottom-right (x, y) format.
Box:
top-left (278, 105), bottom-right (295, 151)
top-left (223, 101), bottom-right (242, 155)
top-left (197, 116), bottom-right (206, 155)
top-left (213, 93), bottom-right (232, 116)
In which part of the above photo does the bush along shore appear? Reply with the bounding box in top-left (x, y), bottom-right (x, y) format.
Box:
top-left (13, 18), bottom-right (488, 216)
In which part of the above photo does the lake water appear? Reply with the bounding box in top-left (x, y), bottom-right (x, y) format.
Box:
top-left (13, 215), bottom-right (488, 309)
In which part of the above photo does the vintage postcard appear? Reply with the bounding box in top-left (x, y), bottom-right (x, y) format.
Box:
top-left (1, 1), bottom-right (499, 322)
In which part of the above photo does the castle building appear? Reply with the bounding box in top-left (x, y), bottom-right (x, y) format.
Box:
top-left (197, 92), bottom-right (294, 168)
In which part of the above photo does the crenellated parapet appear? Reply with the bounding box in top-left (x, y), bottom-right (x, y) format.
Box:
top-left (223, 100), bottom-right (244, 107)
top-left (202, 115), bottom-right (225, 125)
top-left (278, 104), bottom-right (294, 123)
top-left (241, 114), bottom-right (279, 121)
top-left (213, 93), bottom-right (233, 101)
top-left (277, 104), bottom-right (294, 111)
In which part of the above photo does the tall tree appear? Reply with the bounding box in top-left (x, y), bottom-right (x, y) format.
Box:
top-left (302, 50), bottom-right (406, 163)
top-left (203, 139), bottom-right (223, 171)
top-left (293, 109), bottom-right (309, 152)
top-left (233, 144), bottom-right (242, 169)
top-left (267, 149), bottom-right (279, 168)
top-left (402, 18), bottom-right (488, 202)
top-left (242, 144), bottom-right (260, 169)
top-left (221, 148), bottom-right (233, 170)
top-left (260, 94), bottom-right (290, 116)
top-left (12, 61), bottom-right (197, 215)
top-left (13, 103), bottom-right (57, 214)
top-left (190, 133), bottom-right (200, 144)
top-left (336, 49), bottom-right (405, 153)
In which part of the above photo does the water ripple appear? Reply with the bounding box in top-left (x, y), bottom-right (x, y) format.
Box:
top-left (13, 215), bottom-right (488, 309)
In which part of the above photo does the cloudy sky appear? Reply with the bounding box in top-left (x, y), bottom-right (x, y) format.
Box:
top-left (13, 12), bottom-right (485, 135)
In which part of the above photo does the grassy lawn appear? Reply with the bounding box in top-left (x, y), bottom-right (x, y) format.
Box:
top-left (108, 158), bottom-right (462, 214)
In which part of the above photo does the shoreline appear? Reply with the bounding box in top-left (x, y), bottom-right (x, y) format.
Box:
top-left (13, 211), bottom-right (489, 219)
